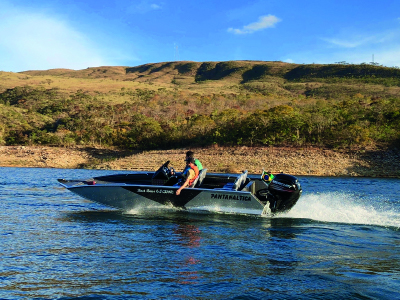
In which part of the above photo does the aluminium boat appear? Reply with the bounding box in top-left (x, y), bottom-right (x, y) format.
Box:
top-left (58, 161), bottom-right (302, 215)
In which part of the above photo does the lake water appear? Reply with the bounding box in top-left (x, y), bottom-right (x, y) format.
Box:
top-left (0, 167), bottom-right (399, 299)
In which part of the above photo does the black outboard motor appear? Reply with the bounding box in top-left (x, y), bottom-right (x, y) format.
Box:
top-left (267, 173), bottom-right (302, 213)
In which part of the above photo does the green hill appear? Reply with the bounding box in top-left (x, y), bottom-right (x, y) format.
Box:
top-left (0, 60), bottom-right (399, 150)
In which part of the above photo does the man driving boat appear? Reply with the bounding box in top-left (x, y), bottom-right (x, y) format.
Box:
top-left (176, 157), bottom-right (199, 195)
top-left (182, 151), bottom-right (203, 173)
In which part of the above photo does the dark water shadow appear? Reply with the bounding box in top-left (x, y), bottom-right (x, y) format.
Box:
top-left (61, 208), bottom-right (314, 233)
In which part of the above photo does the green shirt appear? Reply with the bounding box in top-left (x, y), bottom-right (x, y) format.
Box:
top-left (194, 158), bottom-right (203, 171)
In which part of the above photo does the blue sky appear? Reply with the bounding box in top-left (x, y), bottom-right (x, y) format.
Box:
top-left (1, 0), bottom-right (400, 72)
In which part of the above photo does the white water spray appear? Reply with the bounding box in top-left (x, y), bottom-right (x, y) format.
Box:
top-left (125, 203), bottom-right (178, 215)
top-left (123, 192), bottom-right (400, 228)
top-left (283, 192), bottom-right (400, 228)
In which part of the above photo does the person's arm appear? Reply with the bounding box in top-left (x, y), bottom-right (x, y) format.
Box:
top-left (176, 177), bottom-right (190, 195)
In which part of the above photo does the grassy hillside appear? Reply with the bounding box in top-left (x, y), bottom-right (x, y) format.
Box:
top-left (0, 60), bottom-right (399, 150)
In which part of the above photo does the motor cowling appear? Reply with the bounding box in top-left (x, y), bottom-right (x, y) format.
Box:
top-left (267, 173), bottom-right (302, 213)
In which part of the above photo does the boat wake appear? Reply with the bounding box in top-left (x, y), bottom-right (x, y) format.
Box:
top-left (125, 203), bottom-right (179, 215)
top-left (125, 204), bottom-right (263, 216)
top-left (283, 192), bottom-right (400, 228)
top-left (123, 191), bottom-right (400, 228)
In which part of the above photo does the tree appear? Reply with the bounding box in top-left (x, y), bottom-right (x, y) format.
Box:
top-left (125, 115), bottom-right (163, 149)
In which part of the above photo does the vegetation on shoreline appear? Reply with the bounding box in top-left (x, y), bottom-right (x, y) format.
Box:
top-left (0, 61), bottom-right (399, 151)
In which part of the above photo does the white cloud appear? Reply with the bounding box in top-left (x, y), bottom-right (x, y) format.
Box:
top-left (228, 14), bottom-right (281, 35)
top-left (322, 31), bottom-right (397, 49)
top-left (150, 4), bottom-right (162, 10)
top-left (314, 28), bottom-right (400, 66)
top-left (322, 37), bottom-right (374, 48)
top-left (127, 1), bottom-right (162, 14)
top-left (0, 7), bottom-right (110, 72)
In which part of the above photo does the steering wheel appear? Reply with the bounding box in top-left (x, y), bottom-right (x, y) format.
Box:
top-left (152, 160), bottom-right (171, 180)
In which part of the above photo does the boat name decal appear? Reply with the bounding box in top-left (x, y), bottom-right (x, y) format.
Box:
top-left (136, 188), bottom-right (174, 194)
top-left (211, 194), bottom-right (251, 201)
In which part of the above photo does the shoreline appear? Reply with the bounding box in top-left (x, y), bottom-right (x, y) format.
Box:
top-left (0, 145), bottom-right (399, 178)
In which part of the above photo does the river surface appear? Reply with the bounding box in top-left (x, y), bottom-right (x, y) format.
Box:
top-left (0, 167), bottom-right (399, 299)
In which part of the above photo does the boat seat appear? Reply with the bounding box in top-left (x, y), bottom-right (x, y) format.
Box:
top-left (219, 170), bottom-right (248, 191)
top-left (241, 180), bottom-right (255, 194)
top-left (233, 170), bottom-right (248, 190)
top-left (190, 168), bottom-right (207, 188)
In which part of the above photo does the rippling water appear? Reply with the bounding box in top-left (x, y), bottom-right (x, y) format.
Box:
top-left (0, 167), bottom-right (399, 299)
